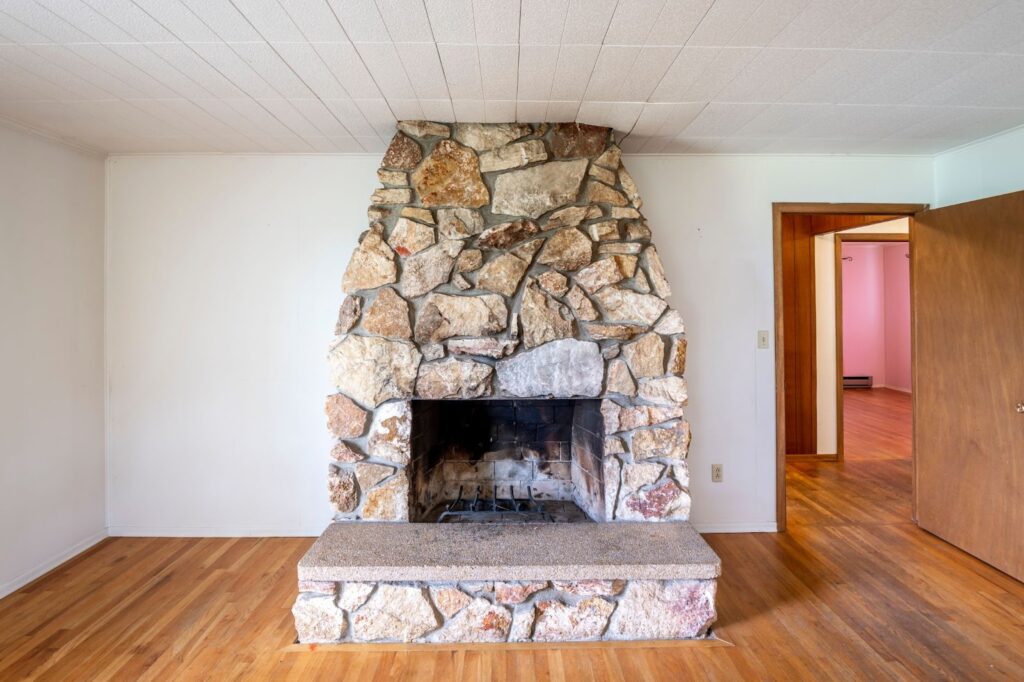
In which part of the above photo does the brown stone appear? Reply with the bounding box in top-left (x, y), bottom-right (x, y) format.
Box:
top-left (638, 376), bottom-right (688, 405)
top-left (599, 242), bottom-right (642, 256)
top-left (437, 207), bottom-right (484, 239)
top-left (415, 293), bottom-right (508, 342)
top-left (381, 132), bottom-right (422, 170)
top-left (536, 228), bottom-right (592, 271)
top-left (668, 337), bottom-right (687, 374)
top-left (430, 586), bottom-right (472, 618)
top-left (397, 120), bottom-right (450, 138)
top-left (532, 597), bottom-right (615, 642)
top-left (368, 206), bottom-right (389, 222)
top-left (619, 166), bottom-right (641, 207)
top-left (328, 336), bottom-right (421, 407)
top-left (342, 232), bottom-right (397, 293)
top-left (433, 597), bottom-right (512, 643)
top-left (328, 466), bottom-right (358, 513)
top-left (455, 248), bottom-right (483, 272)
top-left (592, 286), bottom-right (667, 325)
top-left (387, 217), bottom-right (435, 257)
top-left (545, 205), bottom-right (593, 230)
top-left (584, 180), bottom-right (628, 206)
top-left (552, 580), bottom-right (626, 596)
top-left (610, 206), bottom-right (641, 219)
top-left (617, 479), bottom-right (689, 520)
top-left (622, 332), bottom-right (665, 378)
top-left (495, 581), bottom-right (548, 605)
top-left (293, 594), bottom-right (346, 643)
top-left (411, 139), bottom-right (489, 208)
top-left (335, 294), bottom-right (361, 334)
top-left (377, 168), bottom-right (407, 186)
top-left (325, 393), bottom-right (368, 438)
top-left (519, 280), bottom-right (574, 349)
top-left (362, 287), bottom-right (412, 339)
top-left (642, 246), bottom-right (672, 298)
top-left (416, 358), bottom-right (493, 399)
top-left (622, 461), bottom-right (665, 490)
top-left (609, 580), bottom-right (716, 639)
top-left (355, 462), bottom-right (394, 490)
top-left (361, 472), bottom-right (409, 521)
top-left (367, 401), bottom-right (412, 464)
top-left (511, 238), bottom-right (545, 261)
top-left (625, 221), bottom-right (652, 240)
top-left (586, 220), bottom-right (619, 241)
top-left (594, 144), bottom-right (621, 169)
top-left (537, 270), bottom-right (569, 297)
top-left (447, 338), bottom-right (518, 359)
top-left (422, 343), bottom-right (444, 361)
top-left (565, 285), bottom-right (599, 321)
top-left (370, 188), bottom-right (413, 205)
top-left (654, 309), bottom-right (686, 334)
top-left (399, 239), bottom-right (463, 298)
top-left (454, 123), bottom-right (531, 151)
top-left (339, 582), bottom-right (375, 611)
top-left (478, 253), bottom-right (530, 297)
top-left (632, 422), bottom-right (690, 460)
top-left (549, 123), bottom-right (609, 159)
top-left (330, 441), bottom-right (365, 463)
top-left (585, 323), bottom-right (646, 341)
top-left (478, 139), bottom-right (547, 172)
top-left (477, 219), bottom-right (540, 249)
top-left (352, 583), bottom-right (439, 642)
top-left (575, 256), bottom-right (637, 294)
top-left (606, 359), bottom-right (636, 396)
top-left (401, 206), bottom-right (434, 224)
top-left (492, 160), bottom-right (589, 219)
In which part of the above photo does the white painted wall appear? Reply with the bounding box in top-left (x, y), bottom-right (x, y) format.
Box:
top-left (934, 125), bottom-right (1024, 207)
top-left (105, 152), bottom-right (932, 535)
top-left (0, 125), bottom-right (106, 597)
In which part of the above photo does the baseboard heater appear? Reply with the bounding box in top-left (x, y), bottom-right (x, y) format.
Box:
top-left (843, 375), bottom-right (874, 388)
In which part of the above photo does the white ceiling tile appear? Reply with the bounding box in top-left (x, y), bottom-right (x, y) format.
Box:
top-left (937, 0), bottom-right (1024, 53)
top-left (619, 46), bottom-right (680, 102)
top-left (35, 0), bottom-right (133, 42)
top-left (478, 44), bottom-right (517, 100)
top-left (322, 98), bottom-right (377, 136)
top-left (0, 45), bottom-right (116, 99)
top-left (387, 97), bottom-right (424, 120)
top-left (423, 0), bottom-right (475, 43)
top-left (64, 44), bottom-right (179, 98)
top-left (189, 42), bottom-right (281, 98)
top-left (519, 0), bottom-right (568, 45)
top-left (649, 46), bottom-right (759, 102)
top-left (451, 98), bottom-right (485, 121)
top-left (102, 44), bottom-right (216, 99)
top-left (313, 42), bottom-right (382, 99)
top-left (843, 52), bottom-right (987, 106)
top-left (289, 97), bottom-right (354, 137)
top-left (780, 49), bottom-right (907, 104)
top-left (630, 102), bottom-right (706, 137)
top-left (145, 43), bottom-right (247, 98)
top-left (0, 0), bottom-right (93, 43)
top-left (549, 44), bottom-right (600, 102)
top-left (686, 0), bottom-right (762, 47)
top-left (713, 48), bottom-right (835, 103)
top-left (23, 44), bottom-right (146, 98)
top-left (0, 10), bottom-right (53, 43)
top-left (732, 102), bottom-right (830, 138)
top-left (217, 97), bottom-right (298, 136)
top-left (355, 135), bottom-right (387, 151)
top-left (852, 0), bottom-right (1000, 51)
top-left (472, 0), bottom-right (520, 45)
top-left (517, 45), bottom-right (558, 100)
top-left (352, 42), bottom-right (415, 99)
top-left (484, 98), bottom-right (515, 122)
top-left (276, 0), bottom-right (350, 43)
top-left (374, 0), bottom-right (434, 42)
top-left (728, 0), bottom-right (811, 47)
top-left (561, 0), bottom-right (617, 45)
top-left (604, 0), bottom-right (666, 45)
top-left (178, 0), bottom-right (263, 42)
top-left (394, 43), bottom-right (449, 99)
top-left (228, 42), bottom-right (316, 98)
top-left (273, 41), bottom-right (350, 99)
top-left (255, 97), bottom-right (322, 136)
top-left (418, 98), bottom-right (455, 121)
top-left (353, 97), bottom-right (398, 137)
top-left (437, 43), bottom-right (482, 100)
top-left (576, 101), bottom-right (642, 134)
top-left (326, 0), bottom-right (389, 42)
top-left (515, 99), bottom-right (547, 121)
top-left (583, 46), bottom-right (640, 101)
top-left (645, 0), bottom-right (714, 45)
top-left (129, 0), bottom-right (223, 42)
top-left (79, 0), bottom-right (177, 41)
top-left (680, 101), bottom-right (769, 137)
top-left (545, 100), bottom-right (579, 121)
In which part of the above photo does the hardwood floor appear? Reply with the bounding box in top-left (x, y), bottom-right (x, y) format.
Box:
top-left (2, 388), bottom-right (1022, 680)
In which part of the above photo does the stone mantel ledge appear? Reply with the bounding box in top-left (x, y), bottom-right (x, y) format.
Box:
top-left (298, 521), bottom-right (720, 582)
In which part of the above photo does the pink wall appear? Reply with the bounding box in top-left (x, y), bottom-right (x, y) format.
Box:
top-left (841, 242), bottom-right (911, 392)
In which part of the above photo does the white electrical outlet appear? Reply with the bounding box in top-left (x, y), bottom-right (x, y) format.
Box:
top-left (757, 330), bottom-right (770, 349)
top-left (711, 464), bottom-right (723, 482)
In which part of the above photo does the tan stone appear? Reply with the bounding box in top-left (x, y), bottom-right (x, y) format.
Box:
top-left (633, 269), bottom-right (652, 293)
top-left (549, 123), bottom-right (609, 159)
top-left (654, 309), bottom-right (686, 334)
top-left (619, 166), bottom-right (642, 207)
top-left (415, 293), bottom-right (508, 343)
top-left (625, 221), bottom-right (652, 240)
top-left (362, 287), bottom-right (412, 339)
top-left (604, 404), bottom-right (686, 433)
top-left (342, 232), bottom-right (397, 293)
top-left (565, 285), bottom-right (599, 321)
top-left (451, 273), bottom-right (471, 290)
top-left (584, 180), bottom-right (628, 206)
top-left (623, 461), bottom-right (665, 490)
top-left (609, 580), bottom-right (716, 639)
top-left (370, 187), bottom-right (413, 205)
top-left (328, 336), bottom-right (421, 407)
top-left (632, 422), bottom-right (690, 460)
top-left (416, 359), bottom-right (493, 399)
top-left (478, 253), bottom-right (529, 297)
top-left (617, 480), bottom-right (690, 521)
top-left (597, 242), bottom-right (642, 256)
top-left (478, 139), bottom-right (547, 172)
top-left (511, 238), bottom-right (545, 261)
top-left (668, 337), bottom-right (687, 374)
top-left (594, 144), bottom-right (621, 169)
top-left (433, 598), bottom-right (512, 643)
top-left (455, 248), bottom-right (483, 272)
top-left (422, 342), bottom-right (444, 361)
top-left (328, 467), bottom-right (358, 513)
top-left (602, 343), bottom-right (620, 359)
top-left (361, 472), bottom-right (409, 521)
top-left (352, 584), bottom-right (440, 642)
top-left (604, 456), bottom-right (621, 521)
top-left (509, 605), bottom-right (536, 642)
top-left (412, 139), bottom-right (489, 208)
top-left (355, 463), bottom-right (394, 490)
top-left (622, 332), bottom-right (665, 378)
top-left (519, 280), bottom-right (574, 349)
top-left (400, 206), bottom-right (434, 224)
top-left (642, 246), bottom-right (672, 298)
top-left (399, 239), bottom-right (463, 298)
top-left (368, 206), bottom-right (390, 222)
top-left (588, 164), bottom-right (616, 185)
top-left (437, 207), bottom-right (484, 239)
top-left (638, 376), bottom-right (688, 405)
top-left (545, 205), bottom-right (590, 230)
top-left (367, 401), bottom-right (411, 464)
top-left (293, 594), bottom-right (346, 643)
top-left (335, 294), bottom-right (361, 334)
top-left (339, 582), bottom-right (375, 611)
top-left (477, 219), bottom-right (540, 249)
top-left (447, 338), bottom-right (518, 359)
top-left (552, 580), bottom-right (626, 597)
top-left (592, 286), bottom-right (667, 325)
top-left (381, 132), bottom-right (421, 170)
top-left (377, 168), bottom-right (407, 186)
top-left (532, 597), bottom-right (615, 642)
top-left (397, 120), bottom-right (450, 138)
top-left (586, 220), bottom-right (619, 241)
top-left (454, 123), bottom-right (531, 151)
top-left (495, 581), bottom-right (548, 605)
top-left (387, 217), bottom-right (436, 257)
top-left (585, 323), bottom-right (646, 341)
top-left (536, 228), bottom-right (592, 271)
top-left (492, 160), bottom-right (589, 219)
top-left (330, 441), bottom-right (365, 463)
top-left (575, 256), bottom-right (637, 294)
top-left (537, 270), bottom-right (568, 297)
top-left (430, 586), bottom-right (473, 618)
top-left (325, 393), bottom-right (368, 438)
top-left (610, 206), bottom-right (641, 219)
top-left (606, 359), bottom-right (636, 396)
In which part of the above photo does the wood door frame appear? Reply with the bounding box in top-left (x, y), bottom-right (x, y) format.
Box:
top-left (773, 202), bottom-right (926, 531)
top-left (834, 233), bottom-right (910, 463)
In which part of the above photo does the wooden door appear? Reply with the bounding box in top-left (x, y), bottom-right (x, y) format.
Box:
top-left (913, 190), bottom-right (1024, 581)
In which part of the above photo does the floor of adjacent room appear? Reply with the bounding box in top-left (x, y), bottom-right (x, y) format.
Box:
top-left (0, 389), bottom-right (1021, 680)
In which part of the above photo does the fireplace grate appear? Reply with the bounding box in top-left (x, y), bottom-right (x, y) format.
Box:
top-left (436, 484), bottom-right (556, 523)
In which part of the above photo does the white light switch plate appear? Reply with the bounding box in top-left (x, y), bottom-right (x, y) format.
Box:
top-left (757, 330), bottom-right (770, 349)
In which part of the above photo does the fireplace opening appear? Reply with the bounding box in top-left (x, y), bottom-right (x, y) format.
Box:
top-left (408, 399), bottom-right (605, 523)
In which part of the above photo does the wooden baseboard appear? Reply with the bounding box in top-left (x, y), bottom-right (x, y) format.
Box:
top-left (281, 634), bottom-right (733, 653)
top-left (786, 453), bottom-right (839, 462)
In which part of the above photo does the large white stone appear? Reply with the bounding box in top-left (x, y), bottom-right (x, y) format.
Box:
top-left (496, 339), bottom-right (602, 398)
top-left (432, 597), bottom-right (512, 643)
top-left (328, 336), bottom-right (421, 407)
top-left (415, 293), bottom-right (508, 343)
top-left (293, 594), bottom-right (346, 643)
top-left (492, 160), bottom-right (589, 219)
top-left (416, 358), bottom-right (493, 399)
top-left (352, 584), bottom-right (440, 642)
top-left (532, 597), bottom-right (615, 642)
top-left (367, 401), bottom-right (412, 464)
top-left (608, 580), bottom-right (716, 639)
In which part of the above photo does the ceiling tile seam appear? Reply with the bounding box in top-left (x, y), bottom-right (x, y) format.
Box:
top-left (572, 0), bottom-right (621, 121)
top-left (468, 0), bottom-right (485, 122)
top-left (541, 0), bottom-right (572, 121)
top-left (610, 0), bottom-right (670, 142)
top-left (369, 0), bottom-right (434, 124)
top-left (418, 0), bottom-right (455, 109)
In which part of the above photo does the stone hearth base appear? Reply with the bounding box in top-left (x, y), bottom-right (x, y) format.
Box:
top-left (293, 522), bottom-right (720, 644)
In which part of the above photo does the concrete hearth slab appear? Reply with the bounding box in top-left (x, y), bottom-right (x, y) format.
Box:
top-left (298, 522), bottom-right (720, 582)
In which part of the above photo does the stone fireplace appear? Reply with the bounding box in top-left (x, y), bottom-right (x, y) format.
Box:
top-left (294, 121), bottom-right (719, 645)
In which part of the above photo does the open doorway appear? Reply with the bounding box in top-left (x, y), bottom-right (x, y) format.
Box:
top-left (772, 203), bottom-right (925, 531)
